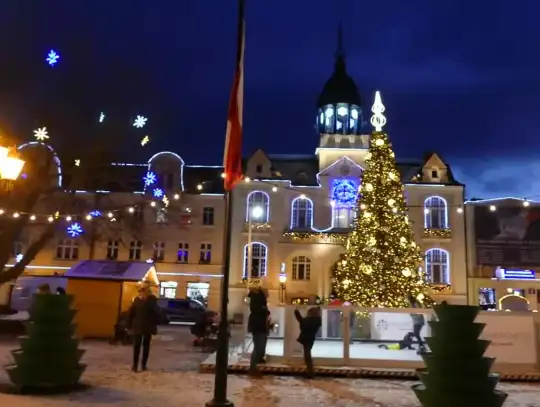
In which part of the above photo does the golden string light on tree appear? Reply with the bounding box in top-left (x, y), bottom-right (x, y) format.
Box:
top-left (332, 91), bottom-right (433, 308)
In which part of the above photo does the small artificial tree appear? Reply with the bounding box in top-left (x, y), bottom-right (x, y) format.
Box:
top-left (412, 302), bottom-right (508, 407)
top-left (5, 293), bottom-right (86, 391)
top-left (332, 91), bottom-right (432, 307)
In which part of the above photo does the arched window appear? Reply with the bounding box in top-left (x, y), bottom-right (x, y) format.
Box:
top-left (292, 256), bottom-right (311, 280)
top-left (290, 197), bottom-right (313, 229)
top-left (425, 248), bottom-right (450, 284)
top-left (424, 196), bottom-right (448, 229)
top-left (246, 191), bottom-right (270, 223)
top-left (243, 242), bottom-right (267, 278)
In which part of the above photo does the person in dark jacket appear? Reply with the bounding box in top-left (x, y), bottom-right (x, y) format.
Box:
top-left (294, 306), bottom-right (322, 378)
top-left (127, 286), bottom-right (160, 372)
top-left (247, 287), bottom-right (270, 376)
top-left (407, 294), bottom-right (426, 353)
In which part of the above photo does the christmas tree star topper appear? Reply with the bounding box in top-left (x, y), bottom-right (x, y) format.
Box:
top-left (370, 90), bottom-right (387, 131)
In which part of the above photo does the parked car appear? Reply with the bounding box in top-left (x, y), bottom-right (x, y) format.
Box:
top-left (157, 298), bottom-right (208, 324)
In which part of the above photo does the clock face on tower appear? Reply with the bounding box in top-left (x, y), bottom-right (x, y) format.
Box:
top-left (332, 179), bottom-right (358, 207)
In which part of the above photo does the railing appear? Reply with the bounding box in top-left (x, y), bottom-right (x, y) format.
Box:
top-left (281, 229), bottom-right (346, 244)
top-left (422, 228), bottom-right (452, 239)
top-left (240, 305), bottom-right (539, 372)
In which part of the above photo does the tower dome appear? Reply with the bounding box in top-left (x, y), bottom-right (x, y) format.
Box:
top-left (316, 24), bottom-right (365, 135)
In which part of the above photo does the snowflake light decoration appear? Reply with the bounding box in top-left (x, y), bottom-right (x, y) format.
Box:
top-left (33, 127), bottom-right (49, 141)
top-left (143, 171), bottom-right (157, 186)
top-left (67, 222), bottom-right (84, 238)
top-left (153, 188), bottom-right (164, 198)
top-left (89, 210), bottom-right (102, 217)
top-left (46, 50), bottom-right (60, 66)
top-left (15, 254), bottom-right (23, 263)
top-left (133, 115), bottom-right (148, 128)
top-left (141, 135), bottom-right (150, 146)
top-left (99, 112), bottom-right (105, 123)
top-left (74, 159), bottom-right (81, 166)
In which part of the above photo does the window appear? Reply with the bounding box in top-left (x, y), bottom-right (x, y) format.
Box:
top-left (199, 243), bottom-right (212, 264)
top-left (290, 197), bottom-right (313, 229)
top-left (243, 242), bottom-right (267, 278)
top-left (246, 191), bottom-right (270, 223)
top-left (153, 242), bottom-right (166, 261)
top-left (177, 242), bottom-right (189, 263)
top-left (425, 248), bottom-right (450, 284)
top-left (134, 206), bottom-right (144, 222)
top-left (424, 196), bottom-right (448, 229)
top-left (202, 207), bottom-right (214, 225)
top-left (333, 207), bottom-right (356, 228)
top-left (106, 240), bottom-right (119, 260)
top-left (160, 282), bottom-right (177, 299)
top-left (431, 169), bottom-right (439, 179)
top-left (56, 239), bottom-right (78, 260)
top-left (255, 164), bottom-right (262, 173)
top-left (187, 282), bottom-right (210, 306)
top-left (129, 241), bottom-right (142, 260)
top-left (292, 256), bottom-right (311, 280)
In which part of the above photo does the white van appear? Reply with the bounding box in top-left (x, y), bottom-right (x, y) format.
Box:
top-left (9, 276), bottom-right (67, 311)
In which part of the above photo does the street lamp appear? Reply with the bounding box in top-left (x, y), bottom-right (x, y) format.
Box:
top-left (245, 206), bottom-right (263, 290)
top-left (0, 146), bottom-right (25, 191)
top-left (278, 273), bottom-right (287, 304)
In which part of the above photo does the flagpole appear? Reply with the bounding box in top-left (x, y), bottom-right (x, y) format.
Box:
top-left (205, 190), bottom-right (234, 407)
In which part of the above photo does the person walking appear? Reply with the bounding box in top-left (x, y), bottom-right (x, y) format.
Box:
top-left (247, 287), bottom-right (270, 377)
top-left (127, 286), bottom-right (160, 372)
top-left (294, 306), bottom-right (322, 378)
top-left (407, 294), bottom-right (426, 353)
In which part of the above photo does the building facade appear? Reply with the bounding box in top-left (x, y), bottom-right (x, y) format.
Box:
top-left (466, 197), bottom-right (540, 311)
top-left (226, 44), bottom-right (468, 313)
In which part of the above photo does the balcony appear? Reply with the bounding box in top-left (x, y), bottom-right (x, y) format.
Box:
top-left (281, 229), bottom-right (347, 244)
top-left (422, 227), bottom-right (452, 240)
top-left (243, 222), bottom-right (272, 233)
top-left (429, 283), bottom-right (452, 295)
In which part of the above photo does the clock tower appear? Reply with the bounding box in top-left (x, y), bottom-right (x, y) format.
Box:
top-left (315, 24), bottom-right (371, 171)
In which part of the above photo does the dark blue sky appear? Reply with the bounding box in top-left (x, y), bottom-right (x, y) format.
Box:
top-left (0, 1), bottom-right (538, 198)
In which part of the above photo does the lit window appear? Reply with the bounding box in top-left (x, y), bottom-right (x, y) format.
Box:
top-left (291, 197), bottom-right (313, 229)
top-left (424, 196), bottom-right (448, 229)
top-left (160, 282), bottom-right (177, 299)
top-left (292, 256), bottom-right (311, 280)
top-left (425, 248), bottom-right (450, 284)
top-left (246, 191), bottom-right (270, 222)
top-left (177, 242), bottom-right (189, 263)
top-left (243, 242), bottom-right (267, 278)
top-left (199, 243), bottom-right (212, 264)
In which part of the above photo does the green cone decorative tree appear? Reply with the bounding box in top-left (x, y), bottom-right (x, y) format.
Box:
top-left (5, 293), bottom-right (86, 390)
top-left (332, 91), bottom-right (432, 307)
top-left (412, 302), bottom-right (508, 407)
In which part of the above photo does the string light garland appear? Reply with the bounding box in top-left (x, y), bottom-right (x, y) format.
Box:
top-left (282, 231), bottom-right (346, 243)
top-left (423, 228), bottom-right (452, 238)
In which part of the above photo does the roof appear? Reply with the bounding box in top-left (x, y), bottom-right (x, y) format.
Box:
top-left (64, 261), bottom-right (156, 282)
top-left (317, 55), bottom-right (362, 108)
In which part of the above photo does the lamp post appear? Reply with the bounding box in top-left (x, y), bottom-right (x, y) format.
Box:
top-left (0, 146), bottom-right (25, 191)
top-left (246, 206), bottom-right (263, 290)
top-left (278, 273), bottom-right (287, 304)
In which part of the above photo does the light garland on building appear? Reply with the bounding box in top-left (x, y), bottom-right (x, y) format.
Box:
top-left (423, 228), bottom-right (452, 238)
top-left (282, 231), bottom-right (346, 243)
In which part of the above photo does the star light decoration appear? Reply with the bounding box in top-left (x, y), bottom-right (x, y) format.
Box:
top-left (33, 127), bottom-right (49, 141)
top-left (66, 222), bottom-right (84, 238)
top-left (133, 115), bottom-right (148, 128)
top-left (153, 188), bottom-right (164, 198)
top-left (99, 112), bottom-right (105, 123)
top-left (141, 135), bottom-right (150, 146)
top-left (46, 50), bottom-right (60, 66)
top-left (74, 159), bottom-right (80, 167)
top-left (144, 171), bottom-right (157, 187)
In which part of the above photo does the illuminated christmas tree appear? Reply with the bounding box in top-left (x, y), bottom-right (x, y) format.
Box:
top-left (332, 91), bottom-right (432, 307)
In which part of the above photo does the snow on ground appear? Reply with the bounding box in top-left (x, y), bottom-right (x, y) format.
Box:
top-left (0, 326), bottom-right (539, 407)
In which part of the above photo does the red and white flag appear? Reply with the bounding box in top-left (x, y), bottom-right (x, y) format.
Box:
top-left (223, 0), bottom-right (245, 191)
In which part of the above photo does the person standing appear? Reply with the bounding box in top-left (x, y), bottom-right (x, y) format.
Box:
top-left (294, 307), bottom-right (322, 378)
top-left (127, 286), bottom-right (159, 372)
top-left (407, 294), bottom-right (426, 353)
top-left (247, 287), bottom-right (270, 377)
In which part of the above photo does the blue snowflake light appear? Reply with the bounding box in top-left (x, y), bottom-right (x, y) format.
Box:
top-left (15, 254), bottom-right (23, 263)
top-left (46, 49), bottom-right (60, 66)
top-left (66, 222), bottom-right (84, 237)
top-left (144, 171), bottom-right (157, 187)
top-left (89, 210), bottom-right (102, 217)
top-left (153, 188), bottom-right (164, 198)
